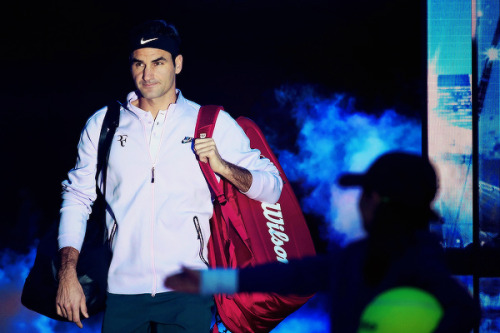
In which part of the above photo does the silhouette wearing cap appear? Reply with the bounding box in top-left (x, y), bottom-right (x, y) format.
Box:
top-left (339, 151), bottom-right (439, 230)
top-left (166, 151), bottom-right (481, 332)
top-left (327, 152), bottom-right (480, 332)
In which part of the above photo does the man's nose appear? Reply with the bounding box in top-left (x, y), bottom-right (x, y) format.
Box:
top-left (143, 66), bottom-right (154, 81)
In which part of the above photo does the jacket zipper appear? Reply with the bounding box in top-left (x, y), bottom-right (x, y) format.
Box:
top-left (140, 112), bottom-right (168, 296)
top-left (193, 216), bottom-right (209, 266)
top-left (150, 180), bottom-right (157, 296)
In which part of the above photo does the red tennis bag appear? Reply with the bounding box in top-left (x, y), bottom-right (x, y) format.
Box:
top-left (195, 106), bottom-right (316, 333)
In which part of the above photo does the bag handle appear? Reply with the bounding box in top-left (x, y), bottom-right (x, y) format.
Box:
top-left (194, 105), bottom-right (227, 205)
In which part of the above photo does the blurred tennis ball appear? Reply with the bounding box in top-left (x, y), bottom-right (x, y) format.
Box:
top-left (358, 287), bottom-right (443, 332)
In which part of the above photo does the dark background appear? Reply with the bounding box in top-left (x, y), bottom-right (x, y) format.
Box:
top-left (0, 0), bottom-right (426, 252)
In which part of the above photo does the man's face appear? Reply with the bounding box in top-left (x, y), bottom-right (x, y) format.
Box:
top-left (130, 48), bottom-right (183, 102)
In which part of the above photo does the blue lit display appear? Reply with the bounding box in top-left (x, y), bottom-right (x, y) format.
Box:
top-left (428, 0), bottom-right (500, 331)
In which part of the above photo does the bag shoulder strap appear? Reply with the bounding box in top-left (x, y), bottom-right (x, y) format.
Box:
top-left (195, 105), bottom-right (226, 204)
top-left (96, 101), bottom-right (121, 190)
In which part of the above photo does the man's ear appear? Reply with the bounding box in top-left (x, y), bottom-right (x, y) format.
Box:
top-left (174, 54), bottom-right (183, 74)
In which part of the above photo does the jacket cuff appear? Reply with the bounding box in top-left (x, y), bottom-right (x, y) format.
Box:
top-left (58, 207), bottom-right (88, 252)
top-left (241, 169), bottom-right (282, 204)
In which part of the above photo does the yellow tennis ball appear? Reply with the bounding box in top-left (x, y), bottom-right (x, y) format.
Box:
top-left (358, 287), bottom-right (443, 333)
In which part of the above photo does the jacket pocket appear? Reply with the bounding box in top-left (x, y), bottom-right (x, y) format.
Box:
top-left (108, 220), bottom-right (118, 251)
top-left (193, 216), bottom-right (209, 266)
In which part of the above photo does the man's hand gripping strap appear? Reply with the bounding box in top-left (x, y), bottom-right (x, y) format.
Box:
top-left (194, 105), bottom-right (226, 205)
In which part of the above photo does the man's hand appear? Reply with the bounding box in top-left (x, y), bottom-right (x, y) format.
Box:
top-left (165, 266), bottom-right (201, 294)
top-left (194, 138), bottom-right (252, 192)
top-left (194, 138), bottom-right (227, 174)
top-left (56, 247), bottom-right (88, 328)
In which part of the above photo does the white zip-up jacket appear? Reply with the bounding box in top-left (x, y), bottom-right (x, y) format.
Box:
top-left (58, 90), bottom-right (283, 295)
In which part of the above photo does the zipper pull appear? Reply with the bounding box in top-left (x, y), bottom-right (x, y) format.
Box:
top-left (151, 167), bottom-right (155, 183)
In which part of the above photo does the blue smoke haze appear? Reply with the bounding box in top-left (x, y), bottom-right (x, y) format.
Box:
top-left (274, 85), bottom-right (421, 245)
top-left (0, 248), bottom-right (102, 332)
top-left (0, 85), bottom-right (421, 332)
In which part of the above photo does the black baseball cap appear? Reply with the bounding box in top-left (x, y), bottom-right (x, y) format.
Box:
top-left (338, 152), bottom-right (438, 209)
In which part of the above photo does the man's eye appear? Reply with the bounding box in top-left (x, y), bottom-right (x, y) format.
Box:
top-left (154, 61), bottom-right (163, 66)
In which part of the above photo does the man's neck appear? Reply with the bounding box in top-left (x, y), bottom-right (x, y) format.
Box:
top-left (135, 92), bottom-right (178, 119)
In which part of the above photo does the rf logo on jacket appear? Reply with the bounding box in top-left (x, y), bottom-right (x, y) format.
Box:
top-left (117, 135), bottom-right (128, 147)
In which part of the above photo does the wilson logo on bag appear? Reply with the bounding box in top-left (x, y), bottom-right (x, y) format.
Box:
top-left (262, 202), bottom-right (290, 264)
top-left (195, 105), bottom-right (316, 333)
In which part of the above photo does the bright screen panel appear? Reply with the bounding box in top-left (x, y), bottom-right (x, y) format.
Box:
top-left (427, 0), bottom-right (473, 248)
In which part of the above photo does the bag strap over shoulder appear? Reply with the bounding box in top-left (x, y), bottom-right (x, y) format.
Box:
top-left (195, 105), bottom-right (226, 205)
top-left (96, 101), bottom-right (121, 186)
top-left (94, 100), bottom-right (121, 241)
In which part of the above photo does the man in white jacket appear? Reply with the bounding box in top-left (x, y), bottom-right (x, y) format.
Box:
top-left (55, 20), bottom-right (283, 332)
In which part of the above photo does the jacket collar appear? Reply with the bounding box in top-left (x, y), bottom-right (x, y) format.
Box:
top-left (126, 89), bottom-right (185, 118)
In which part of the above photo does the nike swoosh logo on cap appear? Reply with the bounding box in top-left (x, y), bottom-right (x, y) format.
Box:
top-left (140, 37), bottom-right (159, 44)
